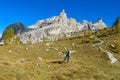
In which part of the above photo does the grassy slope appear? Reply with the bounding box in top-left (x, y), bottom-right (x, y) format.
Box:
top-left (0, 34), bottom-right (120, 80)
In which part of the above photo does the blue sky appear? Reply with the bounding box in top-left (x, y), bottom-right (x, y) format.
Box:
top-left (0, 0), bottom-right (120, 34)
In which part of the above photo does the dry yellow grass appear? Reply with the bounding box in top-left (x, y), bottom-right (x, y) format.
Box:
top-left (0, 34), bottom-right (120, 80)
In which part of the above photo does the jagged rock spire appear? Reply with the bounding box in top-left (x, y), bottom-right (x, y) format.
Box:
top-left (60, 9), bottom-right (67, 18)
top-left (97, 17), bottom-right (103, 23)
top-left (62, 9), bottom-right (65, 13)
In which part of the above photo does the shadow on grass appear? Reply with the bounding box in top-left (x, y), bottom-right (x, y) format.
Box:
top-left (50, 61), bottom-right (63, 64)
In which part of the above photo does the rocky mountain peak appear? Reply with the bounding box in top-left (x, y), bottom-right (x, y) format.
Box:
top-left (29, 9), bottom-right (68, 29)
top-left (2, 10), bottom-right (108, 44)
top-left (97, 18), bottom-right (103, 23)
top-left (91, 18), bottom-right (107, 31)
top-left (4, 22), bottom-right (27, 35)
top-left (59, 9), bottom-right (67, 19)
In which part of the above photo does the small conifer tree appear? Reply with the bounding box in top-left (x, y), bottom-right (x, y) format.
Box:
top-left (3, 27), bottom-right (14, 45)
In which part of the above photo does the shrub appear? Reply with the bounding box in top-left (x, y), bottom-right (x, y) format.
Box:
top-left (14, 36), bottom-right (20, 44)
top-left (95, 28), bottom-right (111, 37)
top-left (3, 27), bottom-right (14, 45)
top-left (112, 17), bottom-right (120, 33)
top-left (82, 38), bottom-right (91, 43)
top-left (92, 40), bottom-right (101, 43)
top-left (85, 30), bottom-right (93, 37)
top-left (115, 41), bottom-right (120, 53)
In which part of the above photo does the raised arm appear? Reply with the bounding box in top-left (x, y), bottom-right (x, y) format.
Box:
top-left (64, 47), bottom-right (68, 52)
top-left (70, 50), bottom-right (76, 54)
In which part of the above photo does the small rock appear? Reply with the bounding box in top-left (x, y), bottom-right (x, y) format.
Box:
top-left (47, 65), bottom-right (50, 68)
top-left (46, 43), bottom-right (50, 46)
top-left (92, 44), bottom-right (96, 48)
top-left (37, 57), bottom-right (43, 61)
top-left (58, 52), bottom-right (63, 54)
top-left (20, 58), bottom-right (26, 62)
top-left (29, 45), bottom-right (33, 47)
top-left (114, 40), bottom-right (116, 42)
top-left (36, 64), bottom-right (40, 67)
top-left (16, 50), bottom-right (20, 53)
top-left (89, 35), bottom-right (95, 39)
top-left (72, 43), bottom-right (74, 46)
top-left (20, 58), bottom-right (31, 63)
top-left (45, 49), bottom-right (49, 52)
top-left (110, 44), bottom-right (115, 48)
top-left (8, 50), bottom-right (12, 53)
top-left (55, 48), bottom-right (58, 51)
top-left (25, 48), bottom-right (28, 50)
top-left (53, 47), bottom-right (58, 51)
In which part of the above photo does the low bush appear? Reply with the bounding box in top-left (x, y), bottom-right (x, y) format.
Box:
top-left (115, 41), bottom-right (120, 53)
top-left (92, 40), bottom-right (101, 43)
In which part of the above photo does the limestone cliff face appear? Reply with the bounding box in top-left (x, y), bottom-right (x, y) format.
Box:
top-left (2, 10), bottom-right (107, 44)
top-left (79, 18), bottom-right (107, 32)
top-left (0, 35), bottom-right (2, 42)
top-left (22, 10), bottom-right (107, 44)
top-left (92, 18), bottom-right (107, 31)
top-left (0, 35), bottom-right (1, 38)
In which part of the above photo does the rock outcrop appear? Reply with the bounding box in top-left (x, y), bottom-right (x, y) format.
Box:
top-left (0, 35), bottom-right (1, 39)
top-left (79, 18), bottom-right (107, 32)
top-left (0, 35), bottom-right (4, 45)
top-left (0, 34), bottom-right (2, 42)
top-left (112, 17), bottom-right (120, 33)
top-left (5, 22), bottom-right (28, 35)
top-left (2, 10), bottom-right (107, 44)
top-left (92, 18), bottom-right (107, 31)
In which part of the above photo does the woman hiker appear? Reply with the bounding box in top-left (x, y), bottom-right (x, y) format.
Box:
top-left (63, 47), bottom-right (76, 63)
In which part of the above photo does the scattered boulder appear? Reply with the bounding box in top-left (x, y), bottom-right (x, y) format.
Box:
top-left (47, 65), bottom-right (50, 68)
top-left (92, 44), bottom-right (96, 48)
top-left (45, 49), bottom-right (49, 52)
top-left (89, 35), bottom-right (95, 39)
top-left (8, 50), bottom-right (12, 53)
top-left (19, 58), bottom-right (30, 63)
top-left (49, 47), bottom-right (58, 51)
top-left (25, 48), bottom-right (29, 51)
top-left (58, 52), bottom-right (63, 54)
top-left (72, 43), bottom-right (74, 46)
top-left (46, 43), bottom-right (50, 46)
top-left (37, 57), bottom-right (43, 61)
top-left (114, 40), bottom-right (116, 42)
top-left (58, 52), bottom-right (64, 57)
top-left (110, 44), bottom-right (115, 48)
top-left (20, 58), bottom-right (26, 62)
top-left (36, 64), bottom-right (40, 67)
top-left (16, 50), bottom-right (20, 53)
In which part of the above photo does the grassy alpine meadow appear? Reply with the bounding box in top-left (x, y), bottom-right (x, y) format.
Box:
top-left (0, 34), bottom-right (120, 80)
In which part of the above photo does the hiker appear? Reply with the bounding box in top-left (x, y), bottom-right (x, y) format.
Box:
top-left (63, 47), bottom-right (76, 63)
